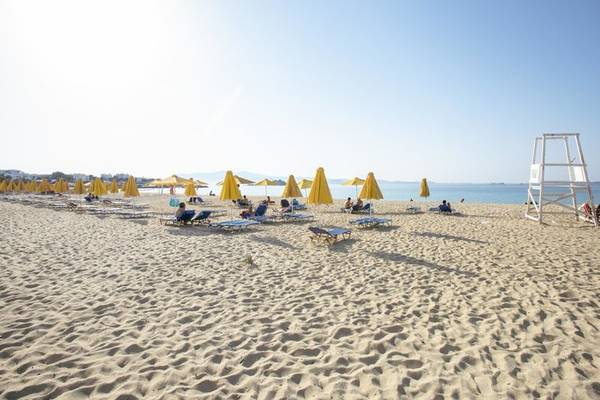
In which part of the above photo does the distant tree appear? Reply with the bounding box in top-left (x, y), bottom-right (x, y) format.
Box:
top-left (50, 171), bottom-right (67, 181)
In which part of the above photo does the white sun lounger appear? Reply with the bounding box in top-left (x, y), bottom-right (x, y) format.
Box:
top-left (211, 219), bottom-right (260, 231)
top-left (349, 216), bottom-right (392, 228)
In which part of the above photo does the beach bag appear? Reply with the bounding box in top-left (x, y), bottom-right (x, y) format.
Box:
top-left (169, 197), bottom-right (179, 207)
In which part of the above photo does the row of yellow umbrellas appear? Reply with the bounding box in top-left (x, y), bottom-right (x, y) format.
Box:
top-left (0, 176), bottom-right (141, 198)
top-left (217, 167), bottom-right (385, 206)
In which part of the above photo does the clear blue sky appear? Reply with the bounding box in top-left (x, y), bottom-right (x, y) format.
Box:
top-left (0, 0), bottom-right (598, 182)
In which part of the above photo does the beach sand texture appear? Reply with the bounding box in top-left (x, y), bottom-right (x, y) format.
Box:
top-left (1, 195), bottom-right (599, 399)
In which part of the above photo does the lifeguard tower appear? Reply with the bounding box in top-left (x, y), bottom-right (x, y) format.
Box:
top-left (526, 133), bottom-right (596, 225)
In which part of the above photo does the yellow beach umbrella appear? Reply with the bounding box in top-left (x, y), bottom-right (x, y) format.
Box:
top-left (54, 178), bottom-right (67, 193)
top-left (0, 181), bottom-right (6, 193)
top-left (219, 170), bottom-right (242, 201)
top-left (307, 167), bottom-right (333, 205)
top-left (359, 172), bottom-right (384, 214)
top-left (282, 175), bottom-right (302, 198)
top-left (420, 178), bottom-right (430, 198)
top-left (38, 179), bottom-right (52, 193)
top-left (217, 175), bottom-right (255, 186)
top-left (343, 177), bottom-right (365, 198)
top-left (110, 179), bottom-right (119, 194)
top-left (73, 179), bottom-right (85, 195)
top-left (184, 181), bottom-right (197, 197)
top-left (254, 178), bottom-right (283, 197)
top-left (91, 177), bottom-right (107, 197)
top-left (123, 176), bottom-right (139, 197)
top-left (298, 178), bottom-right (312, 198)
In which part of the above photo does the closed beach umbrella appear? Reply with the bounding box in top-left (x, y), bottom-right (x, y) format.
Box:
top-left (124, 176), bottom-right (139, 197)
top-left (184, 181), bottom-right (197, 197)
top-left (16, 181), bottom-right (25, 192)
top-left (0, 181), bottom-right (6, 193)
top-left (38, 179), bottom-right (52, 193)
top-left (54, 178), bottom-right (67, 193)
top-left (307, 167), bottom-right (333, 205)
top-left (91, 177), bottom-right (108, 197)
top-left (282, 175), bottom-right (303, 212)
top-left (73, 179), bottom-right (85, 195)
top-left (110, 179), bottom-right (119, 194)
top-left (420, 178), bottom-right (430, 198)
top-left (343, 177), bottom-right (366, 198)
top-left (219, 170), bottom-right (242, 201)
top-left (282, 175), bottom-right (302, 198)
top-left (53, 179), bottom-right (61, 193)
top-left (59, 179), bottom-right (67, 193)
top-left (359, 172), bottom-right (384, 214)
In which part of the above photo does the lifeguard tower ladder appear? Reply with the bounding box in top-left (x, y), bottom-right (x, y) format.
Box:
top-left (526, 133), bottom-right (596, 225)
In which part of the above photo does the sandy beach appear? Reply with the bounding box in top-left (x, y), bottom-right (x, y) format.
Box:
top-left (1, 194), bottom-right (599, 399)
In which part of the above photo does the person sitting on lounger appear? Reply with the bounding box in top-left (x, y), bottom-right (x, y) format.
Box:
top-left (344, 197), bottom-right (353, 210)
top-left (175, 202), bottom-right (186, 219)
top-left (279, 199), bottom-right (292, 213)
top-left (352, 198), bottom-right (364, 212)
top-left (262, 196), bottom-right (274, 205)
top-left (438, 200), bottom-right (451, 212)
top-left (237, 196), bottom-right (250, 206)
top-left (84, 193), bottom-right (93, 202)
top-left (583, 202), bottom-right (592, 218)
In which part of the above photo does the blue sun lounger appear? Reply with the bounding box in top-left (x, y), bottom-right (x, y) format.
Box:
top-left (309, 227), bottom-right (351, 245)
top-left (212, 219), bottom-right (260, 232)
top-left (190, 210), bottom-right (212, 225)
top-left (349, 216), bottom-right (392, 228)
top-left (160, 210), bottom-right (196, 226)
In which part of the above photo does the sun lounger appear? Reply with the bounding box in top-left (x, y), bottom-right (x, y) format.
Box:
top-left (405, 206), bottom-right (421, 213)
top-left (190, 210), bottom-right (212, 225)
top-left (309, 227), bottom-right (352, 245)
top-left (341, 203), bottom-right (371, 214)
top-left (160, 210), bottom-right (196, 226)
top-left (279, 213), bottom-right (314, 222)
top-left (349, 216), bottom-right (391, 228)
top-left (116, 210), bottom-right (153, 219)
top-left (211, 219), bottom-right (259, 231)
top-left (428, 207), bottom-right (460, 215)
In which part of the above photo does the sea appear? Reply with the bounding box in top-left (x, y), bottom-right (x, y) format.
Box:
top-left (141, 182), bottom-right (600, 205)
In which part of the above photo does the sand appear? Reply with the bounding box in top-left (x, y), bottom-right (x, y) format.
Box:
top-left (1, 194), bottom-right (599, 399)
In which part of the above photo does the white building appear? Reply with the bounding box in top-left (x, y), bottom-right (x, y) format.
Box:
top-left (1, 170), bottom-right (27, 179)
top-left (72, 173), bottom-right (91, 181)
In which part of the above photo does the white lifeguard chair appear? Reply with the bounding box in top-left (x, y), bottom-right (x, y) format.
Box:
top-left (526, 133), bottom-right (597, 225)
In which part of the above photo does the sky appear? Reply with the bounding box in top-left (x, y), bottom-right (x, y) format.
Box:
top-left (1, 0), bottom-right (599, 182)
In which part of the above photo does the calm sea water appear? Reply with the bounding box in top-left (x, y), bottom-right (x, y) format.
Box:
top-left (143, 182), bottom-right (600, 205)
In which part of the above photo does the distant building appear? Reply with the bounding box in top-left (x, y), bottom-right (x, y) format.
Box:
top-left (0, 170), bottom-right (28, 179)
top-left (114, 173), bottom-right (129, 181)
top-left (100, 174), bottom-right (113, 181)
top-left (72, 173), bottom-right (91, 182)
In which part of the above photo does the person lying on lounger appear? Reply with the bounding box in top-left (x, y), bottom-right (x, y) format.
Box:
top-left (240, 205), bottom-right (254, 219)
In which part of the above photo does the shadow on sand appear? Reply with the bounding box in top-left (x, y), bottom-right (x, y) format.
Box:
top-left (368, 251), bottom-right (477, 277)
top-left (412, 231), bottom-right (488, 244)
